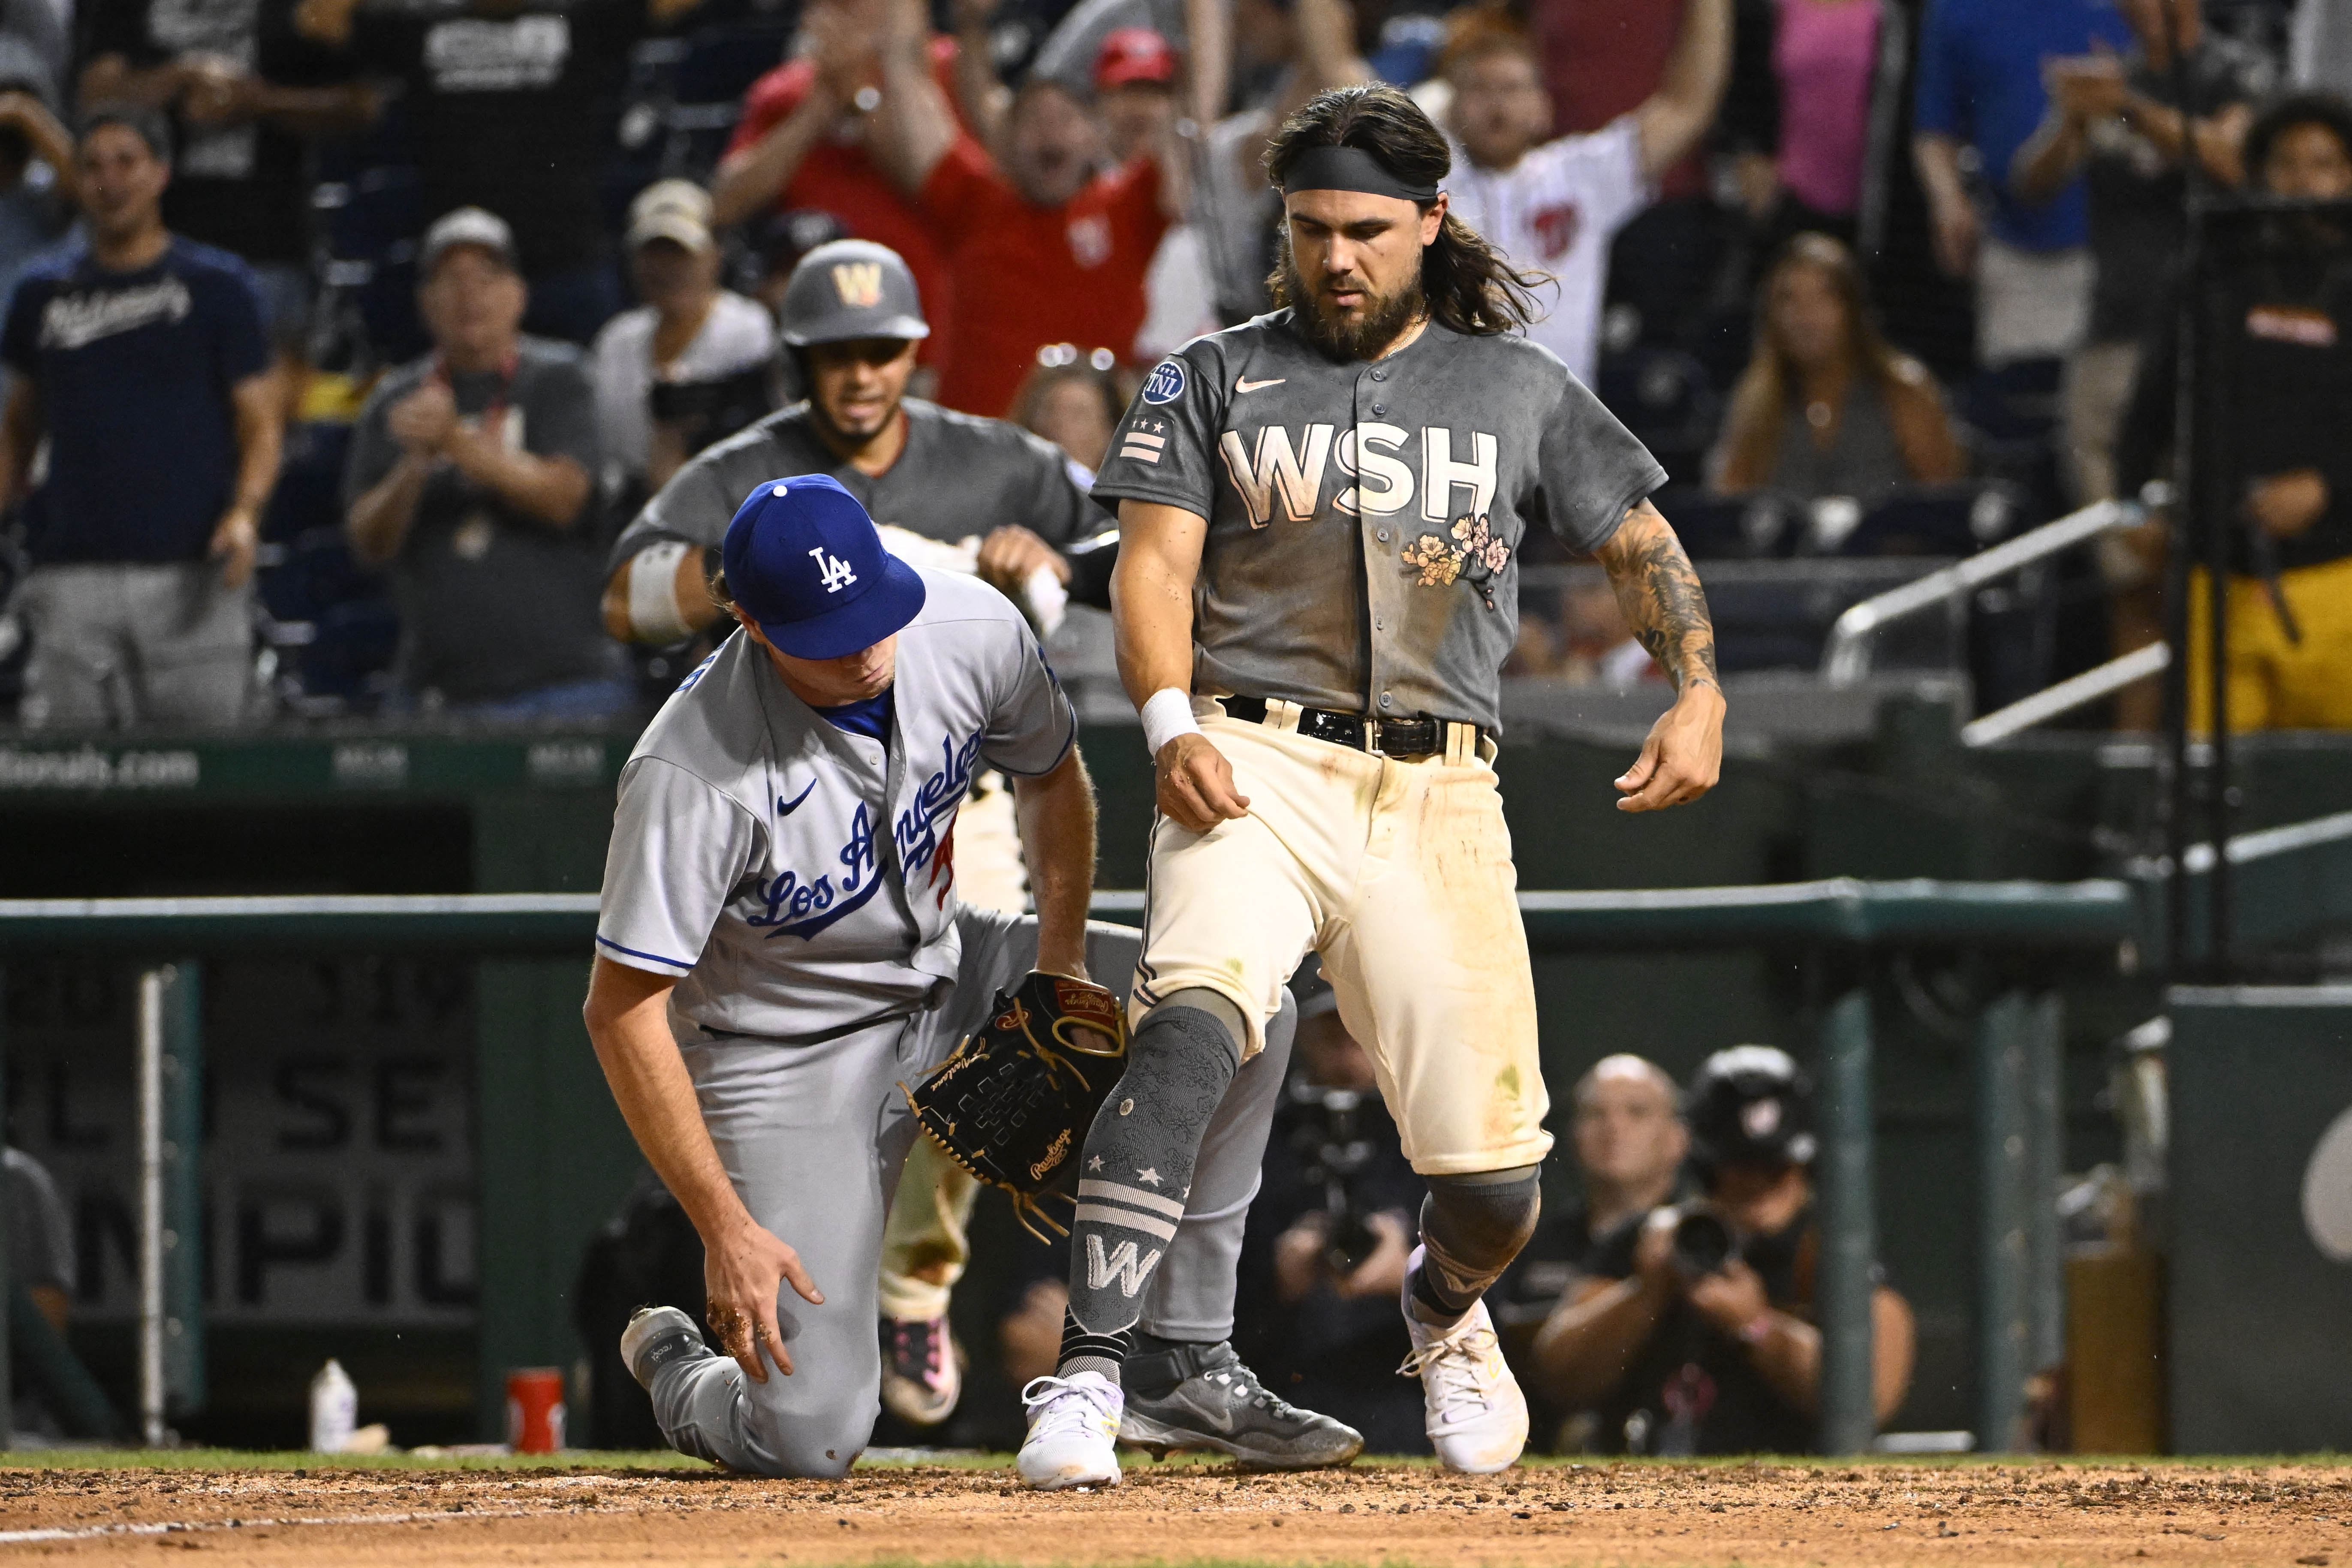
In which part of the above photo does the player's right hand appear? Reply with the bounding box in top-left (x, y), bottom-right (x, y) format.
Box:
top-left (1154, 732), bottom-right (1249, 832)
top-left (704, 1217), bottom-right (824, 1383)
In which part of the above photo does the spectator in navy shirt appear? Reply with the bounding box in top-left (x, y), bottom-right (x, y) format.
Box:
top-left (0, 105), bottom-right (280, 729)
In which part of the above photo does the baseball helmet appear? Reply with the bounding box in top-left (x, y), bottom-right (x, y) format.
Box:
top-left (1684, 1045), bottom-right (1818, 1174)
top-left (777, 238), bottom-right (929, 346)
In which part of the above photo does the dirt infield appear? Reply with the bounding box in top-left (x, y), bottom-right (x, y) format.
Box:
top-left (3, 1452), bottom-right (2349, 1567)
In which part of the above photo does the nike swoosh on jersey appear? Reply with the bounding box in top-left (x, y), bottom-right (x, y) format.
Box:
top-left (1235, 376), bottom-right (1286, 393)
top-left (776, 780), bottom-right (816, 816)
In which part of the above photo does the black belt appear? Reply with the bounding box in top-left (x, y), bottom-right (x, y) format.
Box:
top-left (1216, 695), bottom-right (1487, 759)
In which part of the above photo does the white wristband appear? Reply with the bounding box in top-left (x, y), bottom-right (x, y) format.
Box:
top-left (1139, 687), bottom-right (1200, 755)
top-left (626, 539), bottom-right (696, 644)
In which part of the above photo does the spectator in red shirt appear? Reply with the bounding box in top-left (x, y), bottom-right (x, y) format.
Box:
top-left (710, 0), bottom-right (965, 365)
top-left (866, 0), bottom-right (1184, 415)
top-left (1523, 0), bottom-right (1706, 199)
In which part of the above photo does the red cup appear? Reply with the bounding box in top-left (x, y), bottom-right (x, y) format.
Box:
top-left (506, 1367), bottom-right (566, 1454)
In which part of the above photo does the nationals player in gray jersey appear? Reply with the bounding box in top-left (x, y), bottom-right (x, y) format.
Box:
top-left (589, 474), bottom-right (1351, 1478)
top-left (1017, 84), bottom-right (1725, 1487)
top-left (602, 240), bottom-right (1105, 1431)
top-left (602, 239), bottom-right (1098, 651)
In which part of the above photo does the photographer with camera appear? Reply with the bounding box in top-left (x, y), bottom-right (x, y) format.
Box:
top-left (1234, 974), bottom-right (1430, 1453)
top-left (1488, 1053), bottom-right (1689, 1450)
top-left (1528, 1046), bottom-right (1915, 1454)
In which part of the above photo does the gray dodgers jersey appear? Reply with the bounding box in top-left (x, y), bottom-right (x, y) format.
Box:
top-left (594, 569), bottom-right (1077, 1041)
top-left (607, 397), bottom-right (1103, 575)
top-left (1090, 311), bottom-right (1666, 733)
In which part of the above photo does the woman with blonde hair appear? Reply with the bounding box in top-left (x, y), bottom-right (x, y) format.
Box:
top-left (1710, 232), bottom-right (1962, 502)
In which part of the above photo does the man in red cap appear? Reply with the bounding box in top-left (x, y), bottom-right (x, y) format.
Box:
top-left (1094, 25), bottom-right (1177, 162)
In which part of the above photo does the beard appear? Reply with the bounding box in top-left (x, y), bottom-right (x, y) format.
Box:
top-left (1279, 244), bottom-right (1427, 361)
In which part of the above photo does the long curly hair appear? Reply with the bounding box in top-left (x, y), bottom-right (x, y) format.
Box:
top-left (1263, 82), bottom-right (1547, 337)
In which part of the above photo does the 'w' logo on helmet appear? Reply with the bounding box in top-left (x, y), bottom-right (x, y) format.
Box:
top-left (831, 262), bottom-right (883, 307)
top-left (1084, 1236), bottom-right (1162, 1297)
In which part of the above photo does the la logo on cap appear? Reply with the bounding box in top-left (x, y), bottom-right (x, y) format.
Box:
top-left (810, 546), bottom-right (858, 593)
top-left (832, 262), bottom-right (883, 307)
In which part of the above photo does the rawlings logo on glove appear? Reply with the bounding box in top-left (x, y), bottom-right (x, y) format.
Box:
top-left (904, 971), bottom-right (1128, 1235)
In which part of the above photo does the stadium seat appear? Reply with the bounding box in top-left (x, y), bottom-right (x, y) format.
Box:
top-left (1596, 345), bottom-right (1721, 484)
top-left (1653, 487), bottom-right (1800, 560)
top-left (1835, 482), bottom-right (2029, 558)
top-left (318, 164), bottom-right (423, 263)
top-left (1960, 357), bottom-right (2066, 520)
top-left (302, 599), bottom-right (402, 704)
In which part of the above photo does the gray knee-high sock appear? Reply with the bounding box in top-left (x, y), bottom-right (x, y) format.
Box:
top-left (1056, 990), bottom-right (1243, 1385)
top-left (1409, 1165), bottom-right (1543, 1327)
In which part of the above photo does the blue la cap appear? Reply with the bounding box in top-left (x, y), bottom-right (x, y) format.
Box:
top-left (720, 474), bottom-right (927, 660)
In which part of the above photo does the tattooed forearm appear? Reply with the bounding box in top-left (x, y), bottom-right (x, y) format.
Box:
top-left (1595, 500), bottom-right (1721, 696)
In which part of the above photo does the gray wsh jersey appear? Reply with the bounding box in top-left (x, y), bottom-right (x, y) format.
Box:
top-left (1091, 311), bottom-right (1666, 733)
top-left (607, 398), bottom-right (1103, 575)
top-left (594, 569), bottom-right (1077, 1042)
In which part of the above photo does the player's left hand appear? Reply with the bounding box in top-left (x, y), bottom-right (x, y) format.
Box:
top-left (1615, 683), bottom-right (1725, 813)
top-left (1685, 1257), bottom-right (1771, 1336)
top-left (977, 525), bottom-right (1070, 592)
top-left (208, 506), bottom-right (259, 589)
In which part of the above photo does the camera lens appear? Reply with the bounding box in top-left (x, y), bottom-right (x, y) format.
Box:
top-left (1671, 1209), bottom-right (1735, 1277)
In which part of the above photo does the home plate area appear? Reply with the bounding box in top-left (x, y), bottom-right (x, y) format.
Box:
top-left (2, 1455), bottom-right (2349, 1566)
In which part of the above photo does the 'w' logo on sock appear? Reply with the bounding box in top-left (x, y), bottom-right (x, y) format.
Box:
top-left (1085, 1236), bottom-right (1163, 1297)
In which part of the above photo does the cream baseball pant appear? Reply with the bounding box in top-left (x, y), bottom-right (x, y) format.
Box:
top-left (647, 907), bottom-right (1295, 1476)
top-left (1133, 702), bottom-right (1553, 1176)
top-left (875, 776), bottom-right (1027, 1322)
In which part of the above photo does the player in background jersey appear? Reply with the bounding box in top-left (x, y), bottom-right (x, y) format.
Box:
top-left (1437, 0), bottom-right (1730, 386)
top-left (602, 238), bottom-right (1103, 1432)
top-left (1015, 83), bottom-right (1723, 1488)
top-left (593, 475), bottom-right (1335, 1475)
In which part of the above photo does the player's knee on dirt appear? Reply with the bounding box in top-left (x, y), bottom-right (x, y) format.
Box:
top-left (742, 1397), bottom-right (874, 1479)
top-left (1060, 989), bottom-right (1244, 1373)
top-left (1411, 1165), bottom-right (1542, 1324)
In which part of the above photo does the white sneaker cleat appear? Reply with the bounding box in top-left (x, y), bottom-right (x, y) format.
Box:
top-left (1397, 1249), bottom-right (1528, 1474)
top-left (1016, 1372), bottom-right (1125, 1490)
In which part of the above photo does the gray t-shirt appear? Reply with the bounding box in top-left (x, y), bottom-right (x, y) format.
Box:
top-left (595, 569), bottom-right (1077, 1041)
top-left (2086, 38), bottom-right (2272, 346)
top-left (345, 336), bottom-right (617, 703)
top-left (608, 397), bottom-right (1102, 573)
top-left (1090, 311), bottom-right (1665, 732)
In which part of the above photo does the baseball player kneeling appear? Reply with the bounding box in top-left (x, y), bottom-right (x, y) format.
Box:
top-left (1018, 83), bottom-right (1726, 1486)
top-left (585, 474), bottom-right (1347, 1478)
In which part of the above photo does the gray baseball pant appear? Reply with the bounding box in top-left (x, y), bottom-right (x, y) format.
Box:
top-left (645, 906), bottom-right (1293, 1477)
top-left (16, 563), bottom-right (252, 729)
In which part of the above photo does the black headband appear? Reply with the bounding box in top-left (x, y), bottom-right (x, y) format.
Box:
top-left (1280, 143), bottom-right (1439, 202)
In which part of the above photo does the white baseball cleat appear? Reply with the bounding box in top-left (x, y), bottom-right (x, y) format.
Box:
top-left (1016, 1371), bottom-right (1125, 1490)
top-left (1398, 1249), bottom-right (1528, 1474)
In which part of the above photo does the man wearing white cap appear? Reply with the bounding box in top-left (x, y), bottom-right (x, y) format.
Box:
top-left (590, 180), bottom-right (777, 506)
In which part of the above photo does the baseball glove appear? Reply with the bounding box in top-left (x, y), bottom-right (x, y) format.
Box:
top-left (905, 970), bottom-right (1128, 1235)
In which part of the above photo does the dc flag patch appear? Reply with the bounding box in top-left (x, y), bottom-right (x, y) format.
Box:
top-left (1141, 358), bottom-right (1186, 404)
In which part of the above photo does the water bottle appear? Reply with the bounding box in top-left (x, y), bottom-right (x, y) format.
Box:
top-left (309, 1359), bottom-right (357, 1454)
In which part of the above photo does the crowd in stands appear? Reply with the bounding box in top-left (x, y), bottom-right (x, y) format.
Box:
top-left (0, 0), bottom-right (2345, 730)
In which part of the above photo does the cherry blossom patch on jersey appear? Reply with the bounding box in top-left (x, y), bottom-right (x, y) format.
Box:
top-left (1400, 514), bottom-right (1512, 608)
